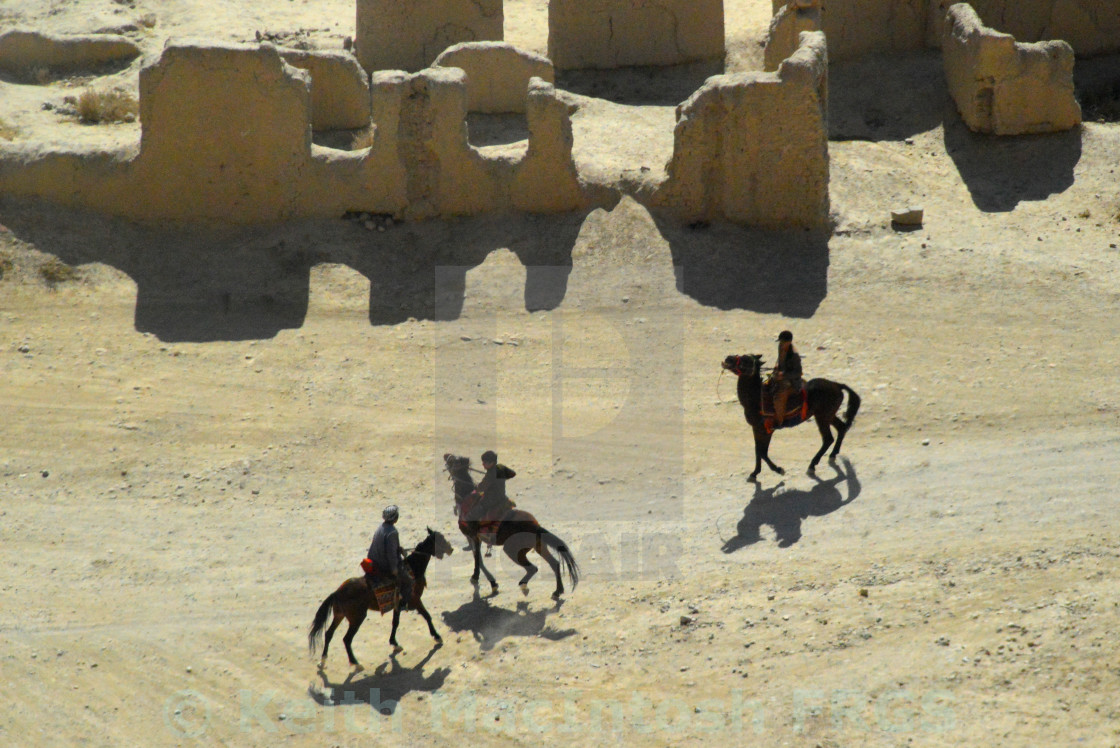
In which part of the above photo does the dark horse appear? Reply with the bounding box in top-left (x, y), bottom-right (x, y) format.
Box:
top-left (722, 354), bottom-right (861, 480)
top-left (443, 453), bottom-right (579, 600)
top-left (308, 527), bottom-right (454, 670)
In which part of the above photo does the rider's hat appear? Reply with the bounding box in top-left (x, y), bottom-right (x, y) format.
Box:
top-left (776, 330), bottom-right (793, 342)
top-left (382, 505), bottom-right (399, 522)
top-left (481, 450), bottom-right (497, 465)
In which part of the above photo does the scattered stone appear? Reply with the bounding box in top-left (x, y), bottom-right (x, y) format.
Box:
top-left (936, 636), bottom-right (951, 646)
top-left (18, 344), bottom-right (30, 353)
top-left (891, 207), bottom-right (924, 227)
top-left (679, 615), bottom-right (693, 626)
top-left (859, 588), bottom-right (869, 597)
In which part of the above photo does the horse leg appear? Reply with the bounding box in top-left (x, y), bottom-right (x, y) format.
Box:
top-left (389, 604), bottom-right (404, 653)
top-left (341, 609), bottom-right (367, 671)
top-left (473, 539), bottom-right (499, 594)
top-left (319, 612), bottom-right (344, 667)
top-left (536, 542), bottom-right (564, 600)
top-left (829, 414), bottom-right (850, 460)
top-left (755, 427), bottom-right (783, 477)
top-left (412, 598), bottom-right (442, 643)
top-left (505, 541), bottom-right (537, 594)
top-left (809, 414), bottom-right (835, 472)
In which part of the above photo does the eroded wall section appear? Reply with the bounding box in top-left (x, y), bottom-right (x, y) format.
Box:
top-left (654, 31), bottom-right (829, 230)
top-left (355, 0), bottom-right (503, 73)
top-left (0, 42), bottom-right (587, 223)
top-left (942, 3), bottom-right (1081, 134)
top-left (433, 42), bottom-right (554, 113)
top-left (928, 0), bottom-right (1120, 56)
top-left (548, 0), bottom-right (724, 70)
top-left (774, 0), bottom-right (1120, 62)
top-left (764, 1), bottom-right (821, 71)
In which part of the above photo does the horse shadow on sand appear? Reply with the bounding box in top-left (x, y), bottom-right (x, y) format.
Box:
top-left (440, 590), bottom-right (577, 652)
top-left (309, 644), bottom-right (449, 716)
top-left (721, 458), bottom-right (860, 552)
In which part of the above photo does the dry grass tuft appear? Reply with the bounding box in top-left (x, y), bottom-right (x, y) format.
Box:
top-left (76, 88), bottom-right (139, 124)
top-left (39, 257), bottom-right (80, 286)
top-left (0, 117), bottom-right (17, 141)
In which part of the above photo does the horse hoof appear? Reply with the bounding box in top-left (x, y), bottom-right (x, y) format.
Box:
top-left (551, 591), bottom-right (561, 601)
top-left (470, 577), bottom-right (479, 586)
top-left (748, 473), bottom-right (759, 482)
top-left (520, 584), bottom-right (530, 596)
top-left (352, 663), bottom-right (364, 673)
top-left (434, 635), bottom-right (443, 644)
top-left (392, 645), bottom-right (403, 654)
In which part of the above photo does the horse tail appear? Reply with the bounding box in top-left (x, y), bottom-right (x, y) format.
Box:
top-left (538, 528), bottom-right (580, 590)
top-left (841, 383), bottom-right (861, 427)
top-left (308, 590), bottom-right (337, 656)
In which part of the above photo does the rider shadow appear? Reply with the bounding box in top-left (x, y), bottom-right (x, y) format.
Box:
top-left (721, 458), bottom-right (860, 552)
top-left (309, 645), bottom-right (449, 716)
top-left (440, 591), bottom-right (577, 652)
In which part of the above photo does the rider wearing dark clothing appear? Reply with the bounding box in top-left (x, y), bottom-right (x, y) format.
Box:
top-left (771, 330), bottom-right (804, 426)
top-left (364, 505), bottom-right (412, 606)
top-left (465, 450), bottom-right (516, 522)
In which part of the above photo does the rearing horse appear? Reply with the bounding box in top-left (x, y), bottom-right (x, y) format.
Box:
top-left (443, 453), bottom-right (579, 600)
top-left (722, 354), bottom-right (861, 480)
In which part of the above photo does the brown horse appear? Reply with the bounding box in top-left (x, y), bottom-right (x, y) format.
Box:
top-left (443, 453), bottom-right (579, 600)
top-left (308, 527), bottom-right (454, 670)
top-left (722, 354), bottom-right (861, 480)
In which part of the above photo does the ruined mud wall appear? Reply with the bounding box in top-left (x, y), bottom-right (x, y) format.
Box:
top-left (433, 42), bottom-right (554, 114)
top-left (548, 0), bottom-right (724, 70)
top-left (928, 0), bottom-right (1120, 56)
top-left (764, 2), bottom-right (821, 71)
top-left (0, 29), bottom-right (139, 75)
top-left (0, 42), bottom-right (587, 223)
top-left (773, 0), bottom-right (1120, 62)
top-left (355, 0), bottom-right (503, 73)
top-left (942, 3), bottom-right (1081, 134)
top-left (278, 49), bottom-right (370, 130)
top-left (653, 31), bottom-right (829, 230)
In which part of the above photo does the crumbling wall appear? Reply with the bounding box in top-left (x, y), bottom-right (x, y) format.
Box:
top-left (653, 31), bottom-right (829, 229)
top-left (278, 49), bottom-right (371, 130)
top-left (433, 42), bottom-right (554, 114)
top-left (770, 0), bottom-right (927, 62)
top-left (512, 78), bottom-right (585, 212)
top-left (355, 0), bottom-right (503, 73)
top-left (764, 1), bottom-right (821, 71)
top-left (772, 0), bottom-right (1120, 62)
top-left (928, 0), bottom-right (1120, 56)
top-left (0, 29), bottom-right (140, 76)
top-left (0, 42), bottom-right (587, 223)
top-left (381, 67), bottom-right (586, 218)
top-left (942, 3), bottom-right (1081, 134)
top-left (0, 42), bottom-right (403, 222)
top-left (548, 0), bottom-right (724, 70)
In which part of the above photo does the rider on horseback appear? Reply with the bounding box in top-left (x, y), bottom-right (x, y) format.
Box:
top-left (464, 450), bottom-right (516, 523)
top-left (770, 330), bottom-right (803, 427)
top-left (364, 505), bottom-right (412, 605)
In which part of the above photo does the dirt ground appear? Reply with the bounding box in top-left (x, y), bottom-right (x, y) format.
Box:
top-left (2, 1), bottom-right (1120, 746)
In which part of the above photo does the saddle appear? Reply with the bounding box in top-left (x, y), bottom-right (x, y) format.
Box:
top-left (760, 384), bottom-right (808, 434)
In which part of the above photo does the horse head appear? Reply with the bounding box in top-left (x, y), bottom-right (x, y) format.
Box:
top-left (426, 526), bottom-right (454, 558)
top-left (722, 354), bottom-right (764, 377)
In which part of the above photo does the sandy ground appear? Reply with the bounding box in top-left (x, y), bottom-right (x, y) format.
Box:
top-left (2, 1), bottom-right (1120, 746)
